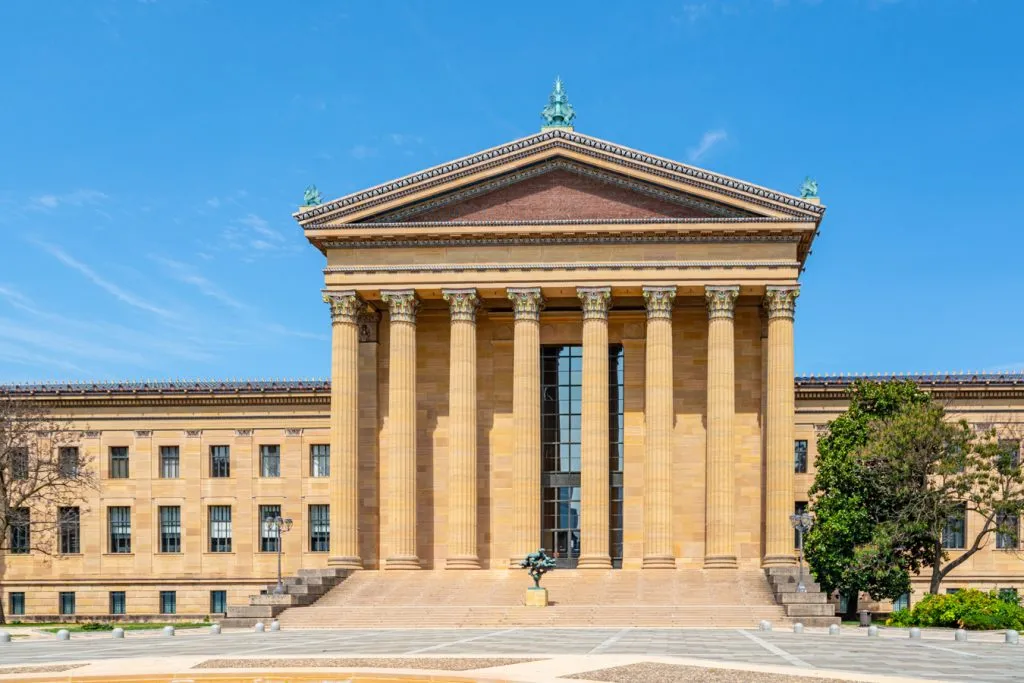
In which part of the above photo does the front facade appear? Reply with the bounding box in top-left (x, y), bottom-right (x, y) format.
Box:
top-left (3, 99), bottom-right (1023, 619)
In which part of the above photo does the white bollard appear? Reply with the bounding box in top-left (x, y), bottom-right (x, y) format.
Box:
top-left (1005, 630), bottom-right (1019, 645)
top-left (867, 625), bottom-right (879, 637)
top-left (162, 625), bottom-right (175, 637)
top-left (909, 627), bottom-right (921, 639)
top-left (112, 628), bottom-right (125, 639)
top-left (0, 631), bottom-right (10, 643)
top-left (955, 629), bottom-right (967, 642)
top-left (210, 624), bottom-right (222, 635)
top-left (254, 622), bottom-right (265, 633)
top-left (56, 629), bottom-right (70, 641)
top-left (793, 623), bottom-right (804, 634)
top-left (828, 624), bottom-right (841, 635)
top-left (270, 619), bottom-right (280, 632)
top-left (758, 620), bottom-right (772, 632)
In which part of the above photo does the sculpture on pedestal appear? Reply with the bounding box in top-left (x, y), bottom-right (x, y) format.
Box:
top-left (520, 548), bottom-right (556, 588)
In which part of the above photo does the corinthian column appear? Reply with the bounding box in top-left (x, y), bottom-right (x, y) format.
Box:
top-left (508, 288), bottom-right (544, 566)
top-left (642, 286), bottom-right (676, 568)
top-left (380, 289), bottom-right (420, 569)
top-left (323, 291), bottom-right (364, 569)
top-left (704, 285), bottom-right (739, 569)
top-left (443, 288), bottom-right (481, 569)
top-left (762, 286), bottom-right (800, 567)
top-left (577, 286), bottom-right (612, 569)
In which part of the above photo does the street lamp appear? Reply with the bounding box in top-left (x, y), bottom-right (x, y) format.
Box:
top-left (789, 511), bottom-right (814, 593)
top-left (265, 515), bottom-right (293, 595)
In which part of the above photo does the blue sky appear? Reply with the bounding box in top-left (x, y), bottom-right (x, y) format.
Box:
top-left (1, 0), bottom-right (1021, 382)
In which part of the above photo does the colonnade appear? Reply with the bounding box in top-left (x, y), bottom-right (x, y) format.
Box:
top-left (322, 284), bottom-right (799, 570)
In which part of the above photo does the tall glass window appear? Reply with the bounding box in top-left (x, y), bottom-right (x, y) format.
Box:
top-left (209, 505), bottom-right (232, 552)
top-left (11, 448), bottom-right (28, 480)
top-left (309, 504), bottom-right (330, 551)
top-left (260, 445), bottom-right (281, 478)
top-left (260, 504), bottom-right (281, 552)
top-left (58, 447), bottom-right (79, 478)
top-left (10, 508), bottom-right (29, 554)
top-left (160, 591), bottom-right (176, 614)
top-left (59, 592), bottom-right (75, 615)
top-left (942, 506), bottom-right (966, 549)
top-left (310, 445), bottom-right (330, 478)
top-left (210, 590), bottom-right (227, 614)
top-left (997, 513), bottom-right (1018, 549)
top-left (108, 506), bottom-right (132, 553)
top-left (210, 445), bottom-right (230, 478)
top-left (109, 447), bottom-right (129, 479)
top-left (109, 591), bottom-right (126, 615)
top-left (8, 592), bottom-right (25, 616)
top-left (794, 440), bottom-right (809, 473)
top-left (59, 507), bottom-right (80, 554)
top-left (160, 446), bottom-right (180, 479)
top-left (159, 506), bottom-right (181, 553)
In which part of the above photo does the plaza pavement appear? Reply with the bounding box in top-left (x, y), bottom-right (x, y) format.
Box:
top-left (0, 625), bottom-right (1021, 682)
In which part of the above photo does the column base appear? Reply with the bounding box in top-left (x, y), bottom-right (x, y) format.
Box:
top-left (384, 556), bottom-right (421, 570)
top-left (642, 555), bottom-right (676, 569)
top-left (703, 555), bottom-right (738, 569)
top-left (445, 556), bottom-right (481, 569)
top-left (762, 554), bottom-right (798, 567)
top-left (327, 556), bottom-right (363, 570)
top-left (577, 554), bottom-right (612, 569)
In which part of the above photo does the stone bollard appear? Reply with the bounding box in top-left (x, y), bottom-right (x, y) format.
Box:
top-left (254, 622), bottom-right (265, 633)
top-left (270, 620), bottom-right (280, 632)
top-left (112, 628), bottom-right (125, 639)
top-left (210, 624), bottom-right (222, 635)
top-left (867, 625), bottom-right (879, 637)
top-left (828, 624), bottom-right (841, 636)
top-left (0, 631), bottom-right (10, 643)
top-left (909, 628), bottom-right (921, 639)
top-left (793, 623), bottom-right (804, 634)
top-left (758, 620), bottom-right (772, 632)
top-left (955, 629), bottom-right (967, 642)
top-left (56, 629), bottom-right (70, 641)
top-left (1005, 630), bottom-right (1019, 645)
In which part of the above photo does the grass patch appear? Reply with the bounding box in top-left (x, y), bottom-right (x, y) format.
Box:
top-left (39, 621), bottom-right (209, 633)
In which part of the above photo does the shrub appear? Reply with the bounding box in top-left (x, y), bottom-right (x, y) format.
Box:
top-left (79, 622), bottom-right (113, 631)
top-left (886, 590), bottom-right (1024, 630)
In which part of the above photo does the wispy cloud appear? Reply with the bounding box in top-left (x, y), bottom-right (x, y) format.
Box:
top-left (150, 256), bottom-right (249, 311)
top-left (350, 144), bottom-right (377, 160)
top-left (31, 189), bottom-right (108, 210)
top-left (219, 213), bottom-right (298, 259)
top-left (688, 129), bottom-right (729, 163)
top-left (203, 190), bottom-right (247, 210)
top-left (35, 242), bottom-right (176, 319)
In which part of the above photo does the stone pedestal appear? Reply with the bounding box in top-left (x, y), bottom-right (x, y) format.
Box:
top-left (524, 587), bottom-right (549, 607)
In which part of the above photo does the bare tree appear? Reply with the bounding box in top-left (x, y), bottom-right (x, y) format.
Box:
top-left (0, 395), bottom-right (97, 623)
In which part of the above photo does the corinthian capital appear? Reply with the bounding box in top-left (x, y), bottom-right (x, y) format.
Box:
top-left (764, 286), bottom-right (799, 320)
top-left (507, 288), bottom-right (545, 322)
top-left (705, 285), bottom-right (740, 320)
top-left (380, 289), bottom-right (419, 324)
top-left (443, 288), bottom-right (481, 323)
top-left (642, 286), bottom-right (677, 321)
top-left (323, 290), bottom-right (363, 325)
top-left (577, 287), bottom-right (612, 321)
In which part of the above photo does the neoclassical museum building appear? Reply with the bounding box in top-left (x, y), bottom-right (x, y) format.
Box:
top-left (4, 86), bottom-right (1024, 622)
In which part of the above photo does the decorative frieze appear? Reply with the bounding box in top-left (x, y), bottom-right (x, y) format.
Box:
top-left (83, 430), bottom-right (101, 439)
top-left (642, 286), bottom-right (677, 320)
top-left (507, 288), bottom-right (545, 322)
top-left (185, 430), bottom-right (202, 438)
top-left (235, 429), bottom-right (253, 437)
top-left (705, 286), bottom-right (740, 320)
top-left (764, 286), bottom-right (800, 320)
top-left (442, 289), bottom-right (481, 323)
top-left (577, 287), bottom-right (612, 321)
top-left (325, 260), bottom-right (799, 275)
top-left (285, 428), bottom-right (303, 437)
top-left (323, 290), bottom-right (363, 325)
top-left (380, 289), bottom-right (418, 325)
top-left (134, 430), bottom-right (152, 438)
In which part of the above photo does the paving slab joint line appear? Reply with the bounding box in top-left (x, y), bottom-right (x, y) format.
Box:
top-left (402, 628), bottom-right (521, 655)
top-left (587, 627), bottom-right (633, 654)
top-left (736, 628), bottom-right (812, 669)
top-left (914, 642), bottom-right (983, 658)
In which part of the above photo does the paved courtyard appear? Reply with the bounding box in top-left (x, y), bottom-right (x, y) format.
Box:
top-left (0, 626), bottom-right (1021, 682)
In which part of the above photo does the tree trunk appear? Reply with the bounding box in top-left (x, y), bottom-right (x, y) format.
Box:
top-left (928, 540), bottom-right (944, 594)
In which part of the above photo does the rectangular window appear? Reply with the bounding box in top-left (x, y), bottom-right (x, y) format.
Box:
top-left (210, 445), bottom-right (230, 478)
top-left (109, 506), bottom-right (132, 553)
top-left (794, 501), bottom-right (808, 549)
top-left (310, 444), bottom-right (330, 478)
top-left (10, 508), bottom-right (29, 554)
top-left (209, 505), bottom-right (232, 553)
top-left (11, 447), bottom-right (28, 480)
top-left (9, 592), bottom-right (25, 616)
top-left (159, 446), bottom-right (180, 479)
top-left (59, 592), bottom-right (75, 615)
top-left (893, 592), bottom-right (910, 612)
top-left (946, 587), bottom-right (961, 595)
top-left (210, 590), bottom-right (227, 614)
top-left (794, 440), bottom-right (809, 474)
top-left (999, 440), bottom-right (1021, 468)
top-left (58, 447), bottom-right (79, 478)
top-left (1000, 588), bottom-right (1020, 605)
top-left (109, 446), bottom-right (129, 479)
top-left (159, 506), bottom-right (181, 553)
top-left (309, 504), bottom-right (330, 552)
top-left (997, 513), bottom-right (1018, 549)
top-left (260, 445), bottom-right (281, 477)
top-left (159, 590), bottom-right (176, 615)
top-left (260, 504), bottom-right (281, 552)
top-left (109, 591), bottom-right (126, 615)
top-left (942, 507), bottom-right (966, 549)
top-left (59, 507), bottom-right (80, 554)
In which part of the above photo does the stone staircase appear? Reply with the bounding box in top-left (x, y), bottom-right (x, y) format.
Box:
top-left (765, 566), bottom-right (840, 627)
top-left (222, 568), bottom-right (350, 627)
top-left (275, 569), bottom-right (790, 628)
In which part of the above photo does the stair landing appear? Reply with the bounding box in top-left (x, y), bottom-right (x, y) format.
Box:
top-left (277, 569), bottom-right (789, 628)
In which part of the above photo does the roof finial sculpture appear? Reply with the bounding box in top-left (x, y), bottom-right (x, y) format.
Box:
top-left (541, 77), bottom-right (576, 131)
top-left (799, 176), bottom-right (819, 199)
top-left (303, 185), bottom-right (323, 206)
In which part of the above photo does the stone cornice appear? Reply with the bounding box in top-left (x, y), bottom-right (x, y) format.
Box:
top-left (318, 216), bottom-right (808, 230)
top-left (325, 260), bottom-right (800, 275)
top-left (795, 373), bottom-right (1024, 402)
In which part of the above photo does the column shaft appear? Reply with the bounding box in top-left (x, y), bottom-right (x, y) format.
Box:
top-left (444, 289), bottom-right (481, 569)
top-left (508, 288), bottom-right (544, 566)
top-left (381, 290), bottom-right (420, 569)
top-left (323, 291), bottom-right (362, 569)
top-left (763, 286), bottom-right (800, 566)
top-left (578, 287), bottom-right (612, 569)
top-left (642, 286), bottom-right (676, 568)
top-left (705, 286), bottom-right (739, 569)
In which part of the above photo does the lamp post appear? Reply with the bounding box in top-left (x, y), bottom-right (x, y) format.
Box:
top-left (265, 515), bottom-right (293, 595)
top-left (789, 511), bottom-right (814, 593)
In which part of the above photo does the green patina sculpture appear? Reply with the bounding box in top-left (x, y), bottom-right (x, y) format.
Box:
top-left (800, 176), bottom-right (819, 199)
top-left (303, 185), bottom-right (323, 206)
top-left (520, 548), bottom-right (557, 588)
top-left (540, 77), bottom-right (576, 129)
